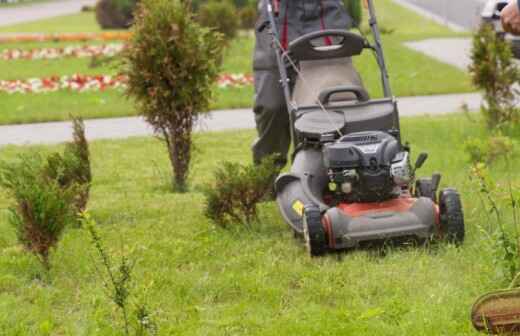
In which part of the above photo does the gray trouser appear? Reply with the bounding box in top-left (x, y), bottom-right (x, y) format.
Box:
top-left (252, 0), bottom-right (352, 166)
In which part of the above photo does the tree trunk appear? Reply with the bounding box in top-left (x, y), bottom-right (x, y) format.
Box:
top-left (166, 125), bottom-right (192, 192)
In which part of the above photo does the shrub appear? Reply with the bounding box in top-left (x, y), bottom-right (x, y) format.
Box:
top-left (471, 164), bottom-right (520, 283)
top-left (0, 118), bottom-right (91, 268)
top-left (123, 0), bottom-right (223, 192)
top-left (239, 4), bottom-right (257, 30)
top-left (344, 0), bottom-right (362, 28)
top-left (464, 134), bottom-right (514, 165)
top-left (83, 214), bottom-right (157, 335)
top-left (197, 0), bottom-right (239, 40)
top-left (469, 24), bottom-right (520, 130)
top-left (204, 156), bottom-right (279, 227)
top-left (96, 0), bottom-right (138, 29)
top-left (0, 154), bottom-right (78, 268)
top-left (45, 117), bottom-right (92, 212)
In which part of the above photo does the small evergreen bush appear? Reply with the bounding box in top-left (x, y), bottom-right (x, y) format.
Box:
top-left (344, 0), bottom-right (362, 28)
top-left (470, 24), bottom-right (520, 130)
top-left (45, 117), bottom-right (92, 212)
top-left (471, 164), bottom-right (520, 284)
top-left (239, 4), bottom-right (257, 30)
top-left (464, 135), bottom-right (514, 165)
top-left (0, 154), bottom-right (78, 268)
top-left (96, 0), bottom-right (138, 29)
top-left (0, 118), bottom-right (91, 268)
top-left (124, 0), bottom-right (223, 191)
top-left (204, 156), bottom-right (279, 227)
top-left (197, 0), bottom-right (239, 40)
top-left (83, 214), bottom-right (158, 335)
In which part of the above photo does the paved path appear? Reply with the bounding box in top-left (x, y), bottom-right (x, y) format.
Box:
top-left (405, 38), bottom-right (472, 70)
top-left (0, 0), bottom-right (96, 28)
top-left (0, 93), bottom-right (482, 146)
top-left (396, 0), bottom-right (486, 31)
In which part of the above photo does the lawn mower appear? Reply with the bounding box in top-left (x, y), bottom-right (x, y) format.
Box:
top-left (265, 0), bottom-right (465, 255)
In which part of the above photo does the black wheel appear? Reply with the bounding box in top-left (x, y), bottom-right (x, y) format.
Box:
top-left (303, 205), bottom-right (327, 257)
top-left (439, 188), bottom-right (465, 244)
top-left (415, 178), bottom-right (436, 202)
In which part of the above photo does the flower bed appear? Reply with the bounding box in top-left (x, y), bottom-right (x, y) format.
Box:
top-left (0, 32), bottom-right (132, 44)
top-left (1, 44), bottom-right (125, 60)
top-left (0, 73), bottom-right (253, 94)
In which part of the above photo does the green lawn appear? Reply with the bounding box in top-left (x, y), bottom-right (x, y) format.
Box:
top-left (0, 12), bottom-right (103, 34)
top-left (0, 0), bottom-right (54, 8)
top-left (0, 0), bottom-right (475, 125)
top-left (0, 115), bottom-right (515, 334)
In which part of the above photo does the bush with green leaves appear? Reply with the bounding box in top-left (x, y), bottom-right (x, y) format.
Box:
top-left (45, 118), bottom-right (92, 212)
top-left (464, 134), bottom-right (514, 165)
top-left (239, 4), bottom-right (257, 30)
top-left (0, 118), bottom-right (91, 268)
top-left (470, 24), bottom-right (520, 130)
top-left (96, 0), bottom-right (138, 29)
top-left (344, 0), bottom-right (362, 28)
top-left (83, 214), bottom-right (157, 336)
top-left (471, 164), bottom-right (520, 284)
top-left (0, 155), bottom-right (79, 268)
top-left (197, 0), bottom-right (239, 40)
top-left (204, 156), bottom-right (279, 227)
top-left (123, 0), bottom-right (223, 192)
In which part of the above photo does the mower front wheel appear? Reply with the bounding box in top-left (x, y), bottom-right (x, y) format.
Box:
top-left (439, 188), bottom-right (465, 245)
top-left (303, 205), bottom-right (328, 257)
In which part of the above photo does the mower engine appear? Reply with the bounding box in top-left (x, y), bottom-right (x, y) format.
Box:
top-left (323, 131), bottom-right (411, 203)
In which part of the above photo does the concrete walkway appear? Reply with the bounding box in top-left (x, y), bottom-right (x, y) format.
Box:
top-left (405, 38), bottom-right (472, 71)
top-left (0, 0), bottom-right (96, 28)
top-left (0, 93), bottom-right (482, 146)
top-left (396, 0), bottom-right (486, 31)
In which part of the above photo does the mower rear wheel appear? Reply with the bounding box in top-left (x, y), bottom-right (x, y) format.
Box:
top-left (439, 188), bottom-right (465, 244)
top-left (303, 205), bottom-right (327, 257)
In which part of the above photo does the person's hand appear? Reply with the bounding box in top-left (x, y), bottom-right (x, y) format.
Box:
top-left (501, 0), bottom-right (520, 35)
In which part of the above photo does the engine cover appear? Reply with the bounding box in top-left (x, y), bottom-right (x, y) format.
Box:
top-left (323, 131), bottom-right (408, 203)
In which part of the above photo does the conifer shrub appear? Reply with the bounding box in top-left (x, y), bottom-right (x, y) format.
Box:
top-left (96, 0), bottom-right (138, 29)
top-left (45, 117), bottom-right (92, 212)
top-left (470, 24), bottom-right (520, 130)
top-left (464, 134), bottom-right (515, 165)
top-left (0, 118), bottom-right (91, 268)
top-left (0, 154), bottom-right (78, 268)
top-left (239, 4), bottom-right (257, 30)
top-left (83, 214), bottom-right (158, 335)
top-left (204, 156), bottom-right (279, 227)
top-left (344, 0), bottom-right (362, 28)
top-left (123, 0), bottom-right (223, 192)
top-left (197, 0), bottom-right (239, 40)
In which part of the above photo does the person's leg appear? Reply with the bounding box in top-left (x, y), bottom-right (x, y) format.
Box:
top-left (252, 0), bottom-right (291, 167)
top-left (252, 70), bottom-right (291, 167)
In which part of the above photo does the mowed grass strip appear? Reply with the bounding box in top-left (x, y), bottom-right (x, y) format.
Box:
top-left (0, 115), bottom-right (515, 334)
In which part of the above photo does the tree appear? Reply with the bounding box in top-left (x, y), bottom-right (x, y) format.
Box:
top-left (123, 0), bottom-right (223, 191)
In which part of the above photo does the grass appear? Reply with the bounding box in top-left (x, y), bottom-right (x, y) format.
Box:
top-left (0, 0), bottom-right (54, 8)
top-left (0, 114), bottom-right (516, 334)
top-left (0, 0), bottom-right (475, 125)
top-left (0, 12), bottom-right (103, 34)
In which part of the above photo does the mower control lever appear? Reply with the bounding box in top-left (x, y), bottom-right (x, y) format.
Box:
top-left (431, 173), bottom-right (441, 192)
top-left (414, 153), bottom-right (428, 171)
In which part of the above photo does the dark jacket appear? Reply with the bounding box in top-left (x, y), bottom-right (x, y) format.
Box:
top-left (254, 0), bottom-right (353, 70)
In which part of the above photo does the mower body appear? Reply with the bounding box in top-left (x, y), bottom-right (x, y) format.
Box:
top-left (275, 98), bottom-right (439, 249)
top-left (265, 0), bottom-right (464, 254)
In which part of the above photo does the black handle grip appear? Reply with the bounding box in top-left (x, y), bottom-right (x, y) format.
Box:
top-left (288, 29), bottom-right (367, 61)
top-left (318, 85), bottom-right (370, 104)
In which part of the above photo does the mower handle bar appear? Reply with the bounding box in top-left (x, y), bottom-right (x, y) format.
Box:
top-left (288, 29), bottom-right (367, 61)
